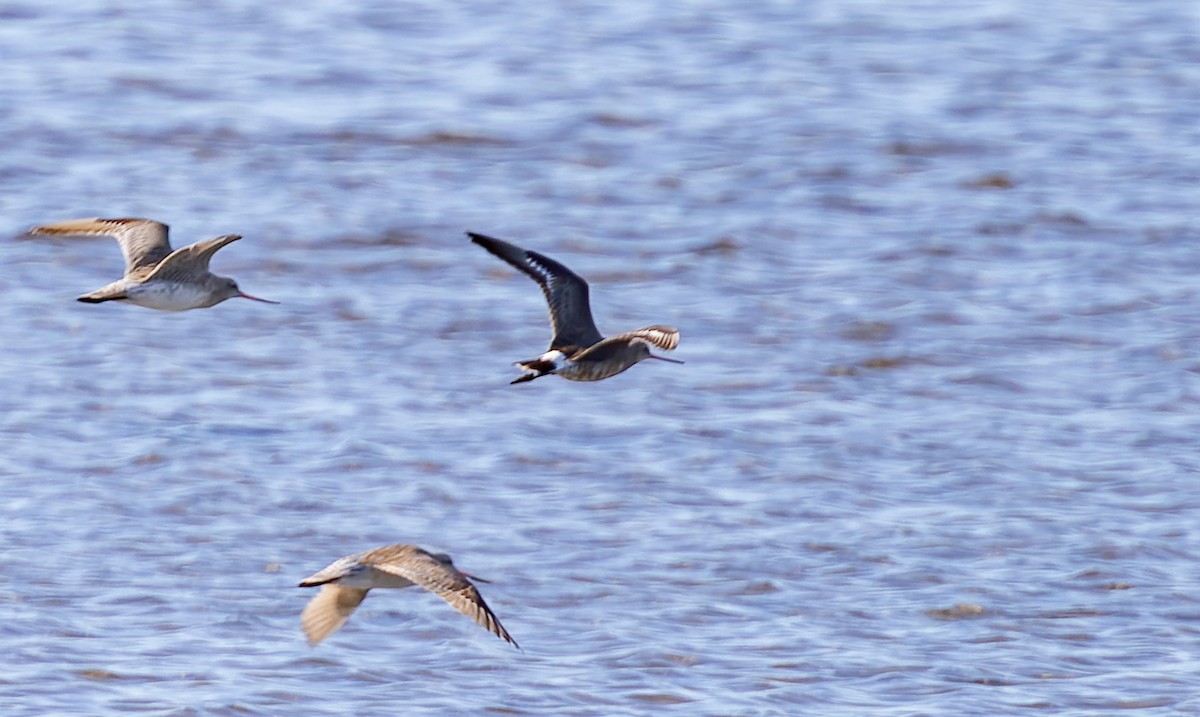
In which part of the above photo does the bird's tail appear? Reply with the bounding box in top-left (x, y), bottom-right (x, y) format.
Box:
top-left (78, 281), bottom-right (128, 304)
top-left (511, 358), bottom-right (557, 384)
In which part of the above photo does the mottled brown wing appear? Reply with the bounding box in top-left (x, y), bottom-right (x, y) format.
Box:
top-left (300, 585), bottom-right (369, 645)
top-left (29, 217), bottom-right (172, 275)
top-left (571, 326), bottom-right (680, 365)
top-left (147, 234), bottom-right (242, 281)
top-left (374, 549), bottom-right (519, 648)
top-left (468, 232), bottom-right (603, 351)
top-left (611, 325), bottom-right (679, 351)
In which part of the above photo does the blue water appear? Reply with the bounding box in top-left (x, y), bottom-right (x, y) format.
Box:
top-left (2, 1), bottom-right (1200, 715)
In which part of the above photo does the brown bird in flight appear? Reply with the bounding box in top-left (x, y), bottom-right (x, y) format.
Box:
top-left (469, 232), bottom-right (681, 383)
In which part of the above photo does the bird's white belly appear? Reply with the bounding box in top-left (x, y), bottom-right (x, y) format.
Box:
top-left (127, 282), bottom-right (216, 311)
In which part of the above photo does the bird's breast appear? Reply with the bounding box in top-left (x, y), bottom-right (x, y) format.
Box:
top-left (558, 358), bottom-right (638, 382)
top-left (126, 281), bottom-right (221, 311)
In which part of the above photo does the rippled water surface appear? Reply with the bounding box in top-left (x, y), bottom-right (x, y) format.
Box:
top-left (3, 1), bottom-right (1200, 715)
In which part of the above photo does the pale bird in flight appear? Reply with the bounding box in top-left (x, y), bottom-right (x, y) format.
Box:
top-left (29, 217), bottom-right (277, 310)
top-left (297, 544), bottom-right (518, 648)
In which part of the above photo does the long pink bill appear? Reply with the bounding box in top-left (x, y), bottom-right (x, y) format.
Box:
top-left (238, 291), bottom-right (280, 304)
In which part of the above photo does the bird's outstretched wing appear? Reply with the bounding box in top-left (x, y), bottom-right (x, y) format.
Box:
top-left (300, 585), bottom-right (369, 645)
top-left (469, 232), bottom-right (603, 351)
top-left (30, 217), bottom-right (173, 275)
top-left (148, 234), bottom-right (242, 281)
top-left (373, 546), bottom-right (519, 648)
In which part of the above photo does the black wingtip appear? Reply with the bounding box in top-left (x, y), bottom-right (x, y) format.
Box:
top-left (467, 231), bottom-right (519, 257)
top-left (297, 578), bottom-right (333, 588)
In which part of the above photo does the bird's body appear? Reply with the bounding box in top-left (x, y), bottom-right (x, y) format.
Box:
top-left (297, 544), bottom-right (518, 648)
top-left (468, 232), bottom-right (681, 383)
top-left (28, 217), bottom-right (276, 310)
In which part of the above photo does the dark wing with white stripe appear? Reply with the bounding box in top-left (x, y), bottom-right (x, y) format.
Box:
top-left (469, 232), bottom-right (603, 351)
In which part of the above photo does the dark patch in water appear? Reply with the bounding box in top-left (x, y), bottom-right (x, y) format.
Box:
top-left (963, 172), bottom-right (1016, 189)
top-left (925, 603), bottom-right (985, 621)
